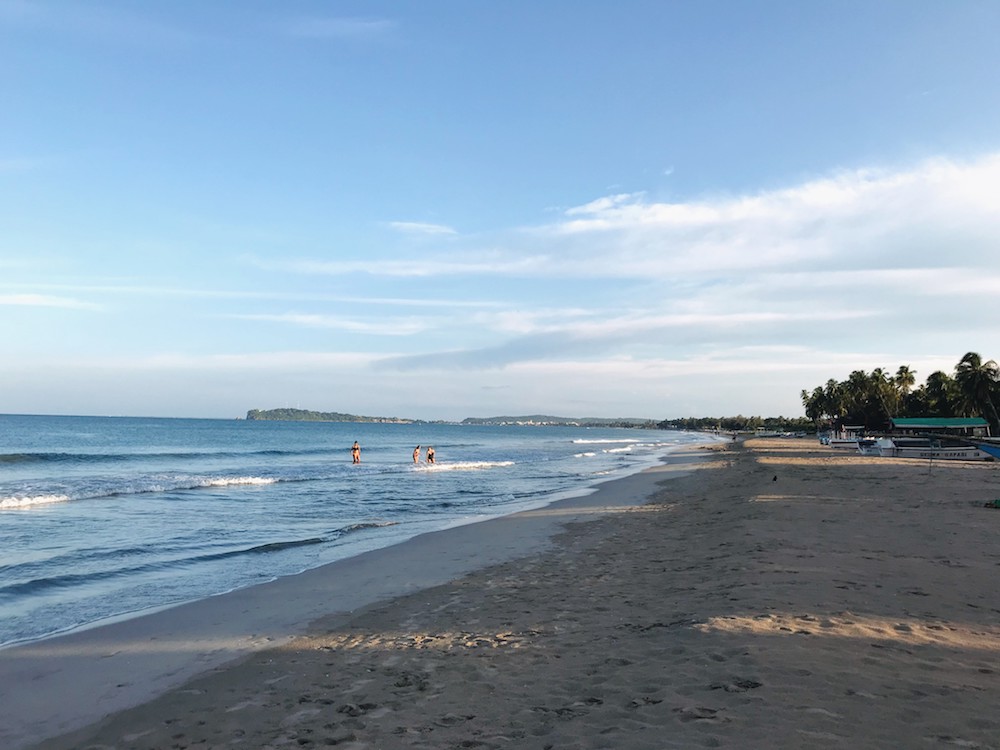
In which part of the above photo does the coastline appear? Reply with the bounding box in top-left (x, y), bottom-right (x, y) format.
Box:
top-left (1, 443), bottom-right (714, 749)
top-left (16, 437), bottom-right (1000, 749)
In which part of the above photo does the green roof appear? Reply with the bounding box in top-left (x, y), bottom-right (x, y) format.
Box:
top-left (890, 417), bottom-right (988, 427)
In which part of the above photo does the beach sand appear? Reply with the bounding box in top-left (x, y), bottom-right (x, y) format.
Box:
top-left (13, 438), bottom-right (1000, 749)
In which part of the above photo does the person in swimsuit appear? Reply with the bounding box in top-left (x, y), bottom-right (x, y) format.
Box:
top-left (413, 445), bottom-right (421, 464)
top-left (426, 446), bottom-right (435, 464)
top-left (351, 441), bottom-right (361, 464)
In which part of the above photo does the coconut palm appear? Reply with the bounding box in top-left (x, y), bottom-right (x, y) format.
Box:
top-left (799, 383), bottom-right (824, 424)
top-left (894, 365), bottom-right (916, 396)
top-left (924, 370), bottom-right (958, 416)
top-left (954, 352), bottom-right (1000, 432)
top-left (870, 367), bottom-right (898, 424)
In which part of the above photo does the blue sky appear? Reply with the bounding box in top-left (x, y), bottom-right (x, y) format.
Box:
top-left (3, 1), bottom-right (1000, 420)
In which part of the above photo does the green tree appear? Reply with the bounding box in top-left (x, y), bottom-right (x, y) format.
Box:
top-left (894, 365), bottom-right (916, 398)
top-left (924, 370), bottom-right (958, 416)
top-left (954, 352), bottom-right (1000, 432)
top-left (801, 387), bottom-right (826, 425)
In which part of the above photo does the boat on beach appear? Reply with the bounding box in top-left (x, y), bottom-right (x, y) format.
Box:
top-left (860, 436), bottom-right (988, 460)
top-left (974, 442), bottom-right (1000, 460)
top-left (821, 425), bottom-right (865, 448)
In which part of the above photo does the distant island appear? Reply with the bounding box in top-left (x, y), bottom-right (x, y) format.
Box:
top-left (245, 408), bottom-right (813, 433)
top-left (246, 409), bottom-right (657, 429)
top-left (246, 408), bottom-right (415, 424)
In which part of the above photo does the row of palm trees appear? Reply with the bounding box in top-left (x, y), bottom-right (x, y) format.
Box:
top-left (800, 352), bottom-right (1000, 433)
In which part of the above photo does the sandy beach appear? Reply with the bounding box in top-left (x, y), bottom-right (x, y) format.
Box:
top-left (10, 438), bottom-right (1000, 749)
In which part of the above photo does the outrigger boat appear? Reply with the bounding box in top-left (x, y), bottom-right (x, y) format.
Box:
top-left (865, 436), bottom-right (988, 460)
top-left (973, 442), bottom-right (1000, 460)
top-left (877, 431), bottom-right (1000, 461)
top-left (821, 425), bottom-right (866, 449)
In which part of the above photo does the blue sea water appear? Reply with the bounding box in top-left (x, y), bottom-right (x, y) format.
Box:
top-left (0, 414), bottom-right (709, 648)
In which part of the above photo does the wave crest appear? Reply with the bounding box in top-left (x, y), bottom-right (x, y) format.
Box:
top-left (571, 439), bottom-right (640, 445)
top-left (0, 494), bottom-right (72, 510)
top-left (414, 460), bottom-right (514, 472)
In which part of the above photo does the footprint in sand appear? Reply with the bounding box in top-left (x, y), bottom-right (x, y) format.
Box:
top-left (709, 679), bottom-right (762, 693)
top-left (674, 706), bottom-right (728, 723)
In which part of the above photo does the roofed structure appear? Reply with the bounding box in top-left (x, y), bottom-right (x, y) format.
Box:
top-left (889, 417), bottom-right (990, 437)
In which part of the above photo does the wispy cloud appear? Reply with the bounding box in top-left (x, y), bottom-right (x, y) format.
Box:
top-left (273, 255), bottom-right (550, 278)
top-left (262, 154), bottom-right (1000, 285)
top-left (0, 1), bottom-right (200, 45)
top-left (376, 308), bottom-right (876, 371)
top-left (388, 221), bottom-right (458, 236)
top-left (0, 294), bottom-right (100, 310)
top-left (230, 313), bottom-right (429, 336)
top-left (87, 351), bottom-right (381, 372)
top-left (282, 16), bottom-right (395, 40)
top-left (0, 156), bottom-right (52, 173)
top-left (0, 281), bottom-right (505, 309)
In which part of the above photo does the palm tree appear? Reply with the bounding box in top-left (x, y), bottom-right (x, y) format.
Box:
top-left (823, 379), bottom-right (845, 422)
top-left (869, 367), bottom-right (898, 426)
top-left (954, 352), bottom-right (1000, 433)
top-left (895, 365), bottom-right (916, 396)
top-left (924, 370), bottom-right (958, 416)
top-left (801, 386), bottom-right (830, 426)
top-left (842, 370), bottom-right (866, 422)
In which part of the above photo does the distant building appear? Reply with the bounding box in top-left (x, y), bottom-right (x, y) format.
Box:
top-left (888, 417), bottom-right (990, 437)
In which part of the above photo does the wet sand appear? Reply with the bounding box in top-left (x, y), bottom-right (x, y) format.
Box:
top-left (14, 438), bottom-right (1000, 749)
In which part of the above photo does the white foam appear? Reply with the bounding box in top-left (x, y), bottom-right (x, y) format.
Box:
top-left (0, 494), bottom-right (71, 510)
top-left (413, 461), bottom-right (515, 472)
top-left (200, 477), bottom-right (278, 488)
top-left (572, 438), bottom-right (641, 444)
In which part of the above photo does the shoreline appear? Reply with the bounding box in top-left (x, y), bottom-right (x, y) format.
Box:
top-left (1, 443), bottom-right (715, 749)
top-left (17, 437), bottom-right (1000, 749)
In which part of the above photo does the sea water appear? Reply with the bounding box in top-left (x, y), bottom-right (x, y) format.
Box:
top-left (0, 414), bottom-right (709, 648)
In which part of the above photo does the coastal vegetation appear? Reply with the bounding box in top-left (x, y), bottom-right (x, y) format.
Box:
top-left (246, 408), bottom-right (414, 424)
top-left (657, 416), bottom-right (812, 433)
top-left (460, 415), bottom-right (658, 428)
top-left (800, 351), bottom-right (1000, 433)
top-left (245, 409), bottom-right (810, 433)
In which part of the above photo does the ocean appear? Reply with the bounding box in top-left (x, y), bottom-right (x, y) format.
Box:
top-left (0, 414), bottom-right (709, 648)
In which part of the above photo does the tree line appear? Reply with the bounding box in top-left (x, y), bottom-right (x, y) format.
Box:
top-left (658, 415), bottom-right (813, 432)
top-left (800, 351), bottom-right (1000, 433)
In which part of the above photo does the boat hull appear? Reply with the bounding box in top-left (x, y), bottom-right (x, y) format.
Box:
top-left (975, 443), bottom-right (1000, 460)
top-left (876, 437), bottom-right (987, 460)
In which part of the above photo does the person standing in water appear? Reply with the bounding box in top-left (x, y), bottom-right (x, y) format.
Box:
top-left (412, 445), bottom-right (421, 464)
top-left (426, 446), bottom-right (435, 464)
top-left (351, 441), bottom-right (361, 464)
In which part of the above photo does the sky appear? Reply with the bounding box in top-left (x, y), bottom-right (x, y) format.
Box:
top-left (3, 0), bottom-right (1000, 421)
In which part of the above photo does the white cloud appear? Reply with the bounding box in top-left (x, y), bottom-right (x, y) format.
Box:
top-left (264, 154), bottom-right (1000, 285)
top-left (0, 1), bottom-right (200, 45)
top-left (276, 255), bottom-right (550, 278)
top-left (0, 156), bottom-right (50, 173)
top-left (388, 221), bottom-right (458, 236)
top-left (230, 312), bottom-right (429, 336)
top-left (128, 351), bottom-right (378, 371)
top-left (283, 16), bottom-right (395, 39)
top-left (0, 294), bottom-right (99, 310)
top-left (539, 154), bottom-right (1000, 277)
top-left (5, 152), bottom-right (1000, 420)
top-left (0, 280), bottom-right (506, 309)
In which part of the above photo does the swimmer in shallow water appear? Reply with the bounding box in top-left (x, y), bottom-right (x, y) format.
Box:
top-left (426, 446), bottom-right (435, 464)
top-left (412, 445), bottom-right (421, 464)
